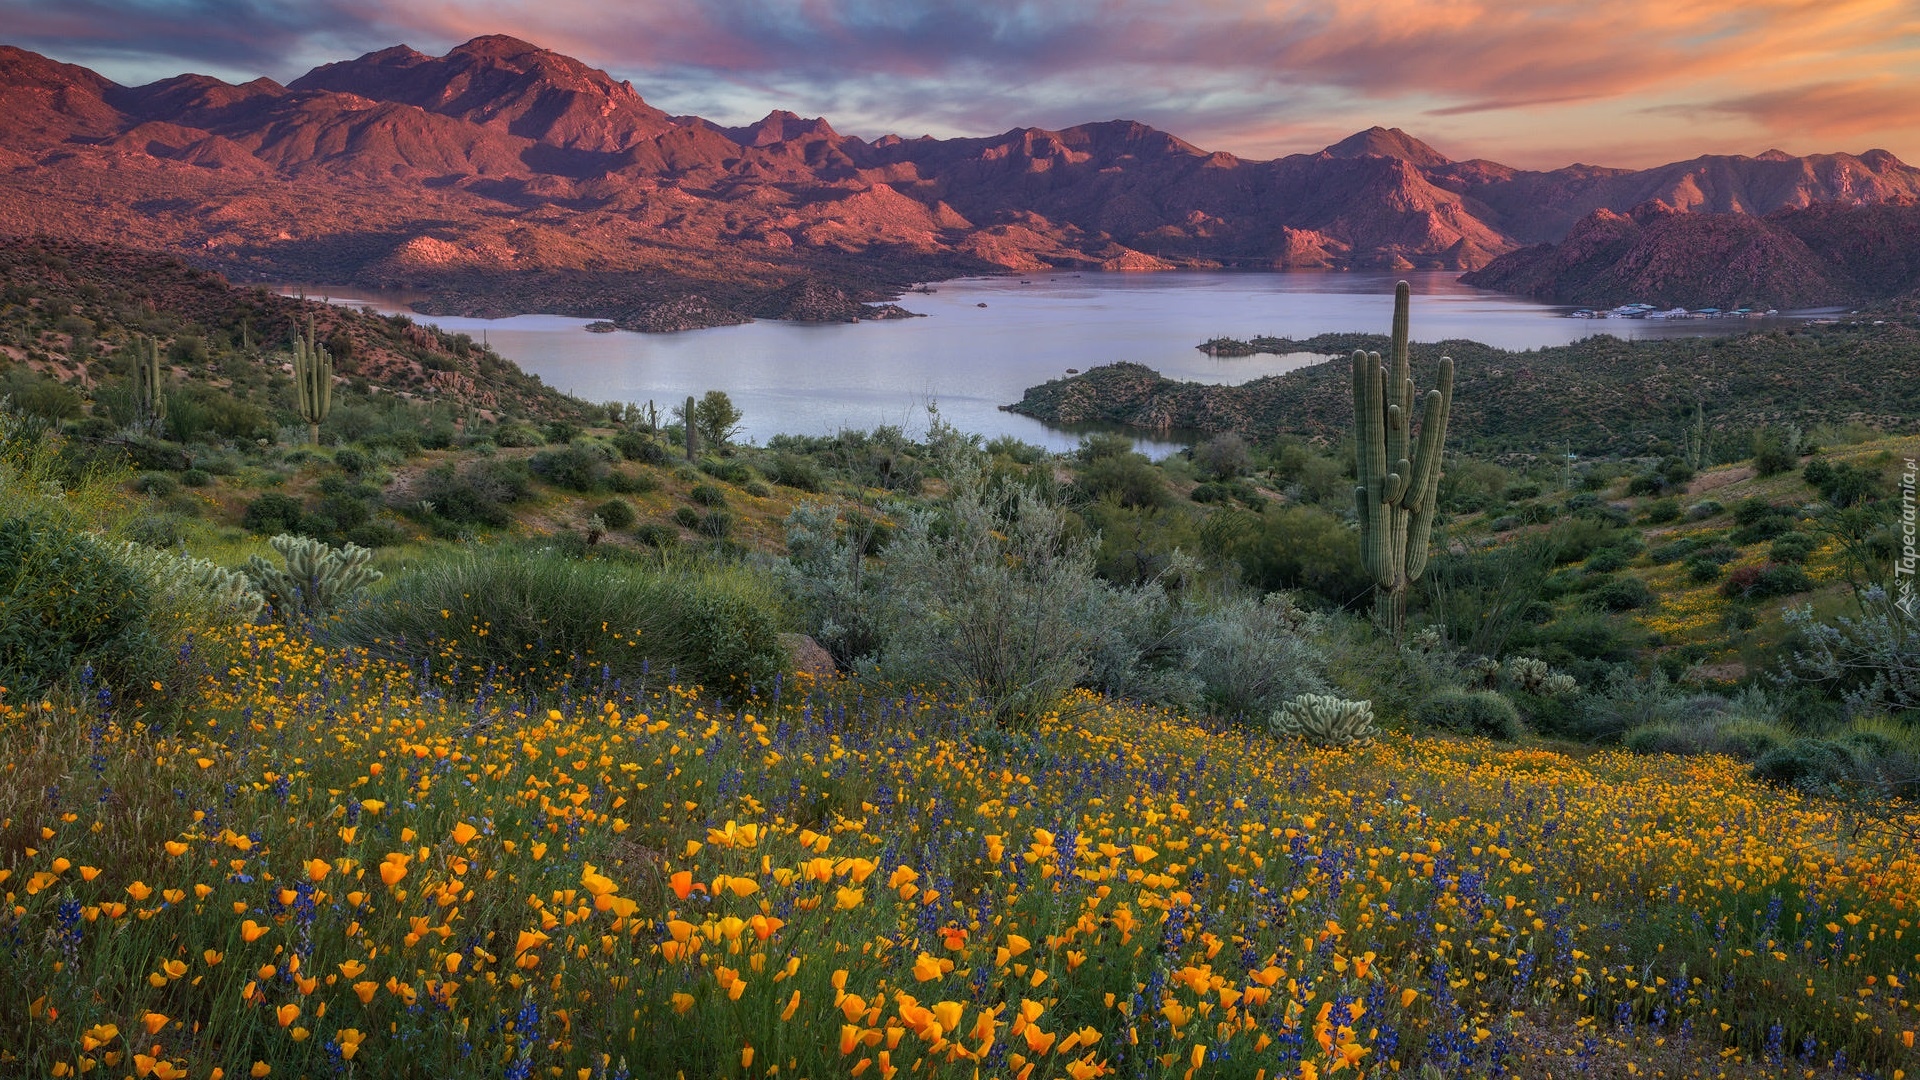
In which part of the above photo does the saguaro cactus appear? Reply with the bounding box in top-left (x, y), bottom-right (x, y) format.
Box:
top-left (292, 315), bottom-right (333, 445)
top-left (1353, 281), bottom-right (1455, 638)
top-left (132, 335), bottom-right (167, 434)
top-left (684, 395), bottom-right (699, 460)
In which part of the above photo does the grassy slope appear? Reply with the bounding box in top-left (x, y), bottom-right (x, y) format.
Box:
top-left (1440, 434), bottom-right (1920, 679)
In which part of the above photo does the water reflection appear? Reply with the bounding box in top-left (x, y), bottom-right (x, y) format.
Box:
top-left (301, 270), bottom-right (1810, 456)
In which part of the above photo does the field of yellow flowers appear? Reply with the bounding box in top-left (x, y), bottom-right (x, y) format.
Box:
top-left (3, 628), bottom-right (1917, 1080)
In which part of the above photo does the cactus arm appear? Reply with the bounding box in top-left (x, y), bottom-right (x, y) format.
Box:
top-left (1350, 351), bottom-right (1372, 492)
top-left (1361, 352), bottom-right (1387, 490)
top-left (1402, 358), bottom-right (1455, 582)
top-left (1387, 281), bottom-right (1411, 469)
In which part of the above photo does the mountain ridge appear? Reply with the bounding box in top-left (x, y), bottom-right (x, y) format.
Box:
top-left (2, 37), bottom-right (1917, 325)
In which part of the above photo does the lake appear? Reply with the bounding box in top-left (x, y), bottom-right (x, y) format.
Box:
top-left (308, 270), bottom-right (1817, 454)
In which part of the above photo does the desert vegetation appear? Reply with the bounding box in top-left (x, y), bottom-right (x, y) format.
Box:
top-left (2, 269), bottom-right (1918, 1079)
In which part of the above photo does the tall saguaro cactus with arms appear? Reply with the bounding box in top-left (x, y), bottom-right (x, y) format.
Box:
top-left (1353, 281), bottom-right (1455, 638)
top-left (292, 315), bottom-right (333, 446)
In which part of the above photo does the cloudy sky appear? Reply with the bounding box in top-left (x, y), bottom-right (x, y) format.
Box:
top-left (4, 0), bottom-right (1916, 169)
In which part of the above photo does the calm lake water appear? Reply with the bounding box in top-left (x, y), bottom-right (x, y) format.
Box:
top-left (309, 270), bottom-right (1815, 454)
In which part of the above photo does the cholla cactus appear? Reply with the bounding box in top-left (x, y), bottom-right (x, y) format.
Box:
top-left (1464, 655), bottom-right (1502, 689)
top-left (1407, 624), bottom-right (1446, 654)
top-left (118, 542), bottom-right (266, 622)
top-left (1271, 694), bottom-right (1377, 749)
top-left (244, 534), bottom-right (381, 617)
top-left (1504, 656), bottom-right (1578, 697)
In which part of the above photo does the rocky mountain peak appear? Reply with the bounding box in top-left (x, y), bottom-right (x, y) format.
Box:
top-left (1323, 126), bottom-right (1451, 167)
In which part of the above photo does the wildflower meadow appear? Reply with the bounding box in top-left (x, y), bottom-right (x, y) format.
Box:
top-left (3, 628), bottom-right (1915, 1080)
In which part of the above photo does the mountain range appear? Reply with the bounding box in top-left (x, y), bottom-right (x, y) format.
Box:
top-left (3, 35), bottom-right (1918, 324)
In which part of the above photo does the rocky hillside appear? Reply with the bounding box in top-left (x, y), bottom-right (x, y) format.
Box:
top-left (3, 37), bottom-right (1919, 326)
top-left (1006, 321), bottom-right (1920, 456)
top-left (0, 236), bottom-right (588, 422)
top-left (1462, 202), bottom-right (1920, 309)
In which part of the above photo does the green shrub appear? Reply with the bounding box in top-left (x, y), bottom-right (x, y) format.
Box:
top-left (605, 469), bottom-right (660, 495)
top-left (179, 468), bottom-right (211, 488)
top-left (1750, 430), bottom-right (1797, 476)
top-left (595, 499), bottom-right (637, 530)
top-left (163, 384), bottom-right (269, 443)
top-left (491, 423), bottom-right (545, 448)
top-left (0, 511), bottom-right (166, 702)
top-left (1585, 576), bottom-right (1655, 612)
top-left (613, 431), bottom-right (670, 465)
top-left (416, 459), bottom-right (532, 529)
top-left (1641, 499), bottom-right (1681, 524)
top-left (530, 445), bottom-right (609, 492)
top-left (336, 551), bottom-right (784, 691)
top-left (125, 513), bottom-right (183, 549)
top-left (689, 483), bottom-right (728, 507)
top-left (1190, 482), bottom-right (1228, 504)
top-left (1730, 517), bottom-right (1793, 544)
top-left (985, 436), bottom-right (1046, 465)
top-left (1413, 690), bottom-right (1524, 740)
top-left (1686, 500), bottom-right (1723, 520)
top-left (1806, 461), bottom-right (1882, 508)
top-left (1509, 690), bottom-right (1582, 737)
top-left (700, 459), bottom-right (753, 485)
top-left (1768, 532), bottom-right (1817, 564)
top-left (134, 471), bottom-right (179, 497)
top-left (1230, 504), bottom-right (1371, 611)
top-left (242, 492), bottom-right (306, 535)
top-left (345, 521), bottom-right (403, 549)
top-left (1584, 547), bottom-right (1632, 573)
top-left (1649, 537), bottom-right (1701, 565)
top-left (1750, 738), bottom-right (1856, 792)
top-left (1705, 717), bottom-right (1792, 759)
top-left (698, 510), bottom-right (734, 539)
top-left (766, 452), bottom-right (824, 492)
top-left (634, 522), bottom-right (679, 548)
top-left (1686, 556), bottom-right (1725, 583)
top-left (672, 506), bottom-right (701, 529)
top-left (1077, 451), bottom-right (1169, 509)
top-left (1545, 518), bottom-right (1633, 564)
top-left (1720, 563), bottom-right (1811, 600)
top-left (744, 480), bottom-right (772, 499)
top-left (1623, 724), bottom-right (1698, 755)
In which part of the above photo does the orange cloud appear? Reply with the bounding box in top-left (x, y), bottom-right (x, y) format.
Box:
top-left (1687, 78), bottom-right (1920, 141)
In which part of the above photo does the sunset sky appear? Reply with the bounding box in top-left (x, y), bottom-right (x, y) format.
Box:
top-left (3, 0), bottom-right (1916, 169)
